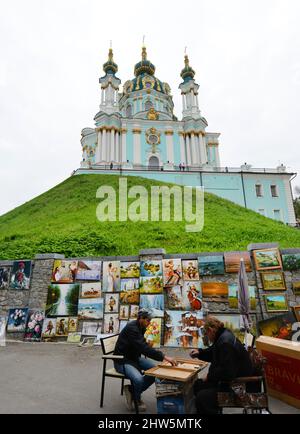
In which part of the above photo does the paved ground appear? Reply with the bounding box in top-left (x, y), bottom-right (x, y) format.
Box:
top-left (0, 341), bottom-right (299, 414)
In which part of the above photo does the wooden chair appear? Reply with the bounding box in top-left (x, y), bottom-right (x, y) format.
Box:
top-left (99, 334), bottom-right (139, 414)
top-left (217, 346), bottom-right (271, 414)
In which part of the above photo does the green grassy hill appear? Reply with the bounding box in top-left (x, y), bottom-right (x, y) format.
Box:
top-left (0, 174), bottom-right (299, 259)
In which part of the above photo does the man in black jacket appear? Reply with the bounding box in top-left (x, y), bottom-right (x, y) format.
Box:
top-left (114, 309), bottom-right (177, 412)
top-left (190, 316), bottom-right (253, 414)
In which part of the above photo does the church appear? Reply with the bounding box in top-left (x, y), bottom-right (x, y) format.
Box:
top-left (75, 46), bottom-right (296, 226)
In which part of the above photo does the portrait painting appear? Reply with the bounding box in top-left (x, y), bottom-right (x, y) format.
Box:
top-left (182, 260), bottom-right (199, 281)
top-left (103, 313), bottom-right (119, 334)
top-left (102, 261), bottom-right (120, 292)
top-left (119, 305), bottom-right (129, 320)
top-left (162, 259), bottom-right (183, 286)
top-left (55, 317), bottom-right (69, 336)
top-left (42, 318), bottom-right (57, 339)
top-left (68, 317), bottom-right (78, 332)
top-left (51, 260), bottom-right (78, 284)
top-left (129, 305), bottom-right (139, 319)
top-left (183, 281), bottom-right (202, 311)
top-left (104, 293), bottom-right (120, 313)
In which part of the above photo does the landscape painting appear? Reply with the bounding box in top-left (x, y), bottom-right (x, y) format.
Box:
top-left (120, 262), bottom-right (140, 278)
top-left (258, 312), bottom-right (296, 340)
top-left (78, 297), bottom-right (103, 320)
top-left (282, 253), bottom-right (300, 271)
top-left (0, 267), bottom-right (10, 289)
top-left (51, 260), bottom-right (78, 283)
top-left (261, 272), bottom-right (286, 291)
top-left (198, 255), bottom-right (225, 276)
top-left (253, 248), bottom-right (282, 271)
top-left (80, 282), bottom-right (101, 298)
top-left (201, 282), bottom-right (228, 301)
top-left (162, 259), bottom-right (183, 286)
top-left (81, 321), bottom-right (102, 335)
top-left (102, 261), bottom-right (120, 292)
top-left (6, 308), bottom-right (28, 332)
top-left (224, 252), bottom-right (252, 273)
top-left (228, 284), bottom-right (257, 310)
top-left (139, 276), bottom-right (163, 294)
top-left (46, 283), bottom-right (80, 317)
top-left (292, 281), bottom-right (300, 296)
top-left (213, 314), bottom-right (257, 342)
top-left (76, 260), bottom-right (101, 281)
top-left (104, 293), bottom-right (119, 313)
top-left (120, 279), bottom-right (139, 291)
top-left (120, 290), bottom-right (140, 305)
top-left (264, 294), bottom-right (289, 312)
top-left (42, 318), bottom-right (57, 339)
top-left (103, 314), bottom-right (119, 334)
top-left (183, 281), bottom-right (203, 311)
top-left (164, 310), bottom-right (205, 348)
top-left (10, 260), bottom-right (32, 290)
top-left (181, 260), bottom-right (199, 281)
top-left (144, 318), bottom-right (162, 348)
top-left (24, 310), bottom-right (45, 342)
top-left (139, 294), bottom-right (164, 317)
top-left (140, 260), bottom-right (162, 277)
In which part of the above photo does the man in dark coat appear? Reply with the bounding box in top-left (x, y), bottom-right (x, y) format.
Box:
top-left (114, 309), bottom-right (177, 412)
top-left (190, 316), bottom-right (254, 414)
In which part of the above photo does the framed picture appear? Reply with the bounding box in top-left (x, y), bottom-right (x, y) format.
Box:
top-left (293, 305), bottom-right (300, 322)
top-left (224, 252), bottom-right (252, 273)
top-left (228, 285), bottom-right (257, 310)
top-left (6, 308), bottom-right (28, 332)
top-left (282, 253), bottom-right (300, 271)
top-left (261, 272), bottom-right (286, 291)
top-left (264, 294), bottom-right (289, 312)
top-left (201, 282), bottom-right (228, 301)
top-left (253, 248), bottom-right (282, 271)
top-left (198, 255), bottom-right (225, 276)
top-left (292, 281), bottom-right (300, 296)
top-left (181, 260), bottom-right (199, 281)
top-left (0, 267), bottom-right (10, 289)
top-left (10, 261), bottom-right (32, 290)
top-left (24, 310), bottom-right (45, 342)
top-left (258, 312), bottom-right (296, 340)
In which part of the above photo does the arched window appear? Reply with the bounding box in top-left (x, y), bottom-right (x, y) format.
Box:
top-left (145, 100), bottom-right (153, 111)
top-left (126, 104), bottom-right (132, 118)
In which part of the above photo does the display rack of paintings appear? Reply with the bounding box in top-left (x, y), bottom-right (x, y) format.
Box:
top-left (103, 313), bottom-right (119, 334)
top-left (253, 248), bottom-right (282, 271)
top-left (224, 252), bottom-right (252, 273)
top-left (6, 308), bottom-right (28, 332)
top-left (0, 267), bottom-right (10, 289)
top-left (120, 261), bottom-right (140, 279)
top-left (76, 260), bottom-right (101, 281)
top-left (78, 297), bottom-right (103, 320)
top-left (261, 272), bottom-right (286, 291)
top-left (164, 310), bottom-right (204, 348)
top-left (282, 253), bottom-right (300, 271)
top-left (162, 259), bottom-right (183, 286)
top-left (257, 312), bottom-right (296, 340)
top-left (182, 260), bottom-right (199, 281)
top-left (80, 282), bottom-right (101, 298)
top-left (144, 318), bottom-right (162, 348)
top-left (51, 260), bottom-right (78, 283)
top-left (292, 281), bottom-right (300, 296)
top-left (46, 283), bottom-right (80, 317)
top-left (10, 261), bottom-right (32, 290)
top-left (201, 282), bottom-right (228, 302)
top-left (198, 255), bottom-right (225, 276)
top-left (24, 310), bottom-right (45, 342)
top-left (102, 261), bottom-right (120, 292)
top-left (264, 294), bottom-right (289, 313)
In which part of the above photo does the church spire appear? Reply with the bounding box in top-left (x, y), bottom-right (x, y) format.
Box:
top-left (180, 53), bottom-right (195, 82)
top-left (103, 46), bottom-right (118, 76)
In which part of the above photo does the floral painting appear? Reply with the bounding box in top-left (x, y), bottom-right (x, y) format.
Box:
top-left (7, 308), bottom-right (28, 332)
top-left (162, 259), bottom-right (183, 286)
top-left (46, 283), bottom-right (80, 317)
top-left (102, 261), bottom-right (120, 292)
top-left (24, 310), bottom-right (45, 342)
top-left (51, 260), bottom-right (78, 283)
top-left (144, 318), bottom-right (162, 348)
top-left (182, 260), bottom-right (199, 281)
top-left (10, 261), bottom-right (32, 290)
top-left (76, 260), bottom-right (101, 281)
top-left (120, 262), bottom-right (140, 278)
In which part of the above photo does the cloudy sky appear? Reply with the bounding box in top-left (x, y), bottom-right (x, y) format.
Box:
top-left (0, 0), bottom-right (299, 216)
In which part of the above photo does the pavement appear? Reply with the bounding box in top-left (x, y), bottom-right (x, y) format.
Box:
top-left (0, 341), bottom-right (299, 414)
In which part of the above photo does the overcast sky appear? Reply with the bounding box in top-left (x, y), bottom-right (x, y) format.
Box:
top-left (0, 0), bottom-right (299, 216)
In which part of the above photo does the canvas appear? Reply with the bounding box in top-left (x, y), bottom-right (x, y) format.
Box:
top-left (55, 317), bottom-right (69, 336)
top-left (51, 260), bottom-right (78, 283)
top-left (80, 282), bottom-right (101, 298)
top-left (6, 308), bottom-right (28, 332)
top-left (164, 310), bottom-right (205, 348)
top-left (104, 293), bottom-right (119, 313)
top-left (24, 310), bottom-right (45, 342)
top-left (162, 259), bottom-right (183, 286)
top-left (228, 284), bottom-right (257, 310)
top-left (198, 255), bottom-right (225, 276)
top-left (224, 251), bottom-right (252, 273)
top-left (282, 253), bottom-right (300, 271)
top-left (78, 297), bottom-right (103, 320)
top-left (82, 321), bottom-right (102, 335)
top-left (182, 260), bottom-right (199, 281)
top-left (42, 318), bottom-right (57, 339)
top-left (139, 294), bottom-right (164, 317)
top-left (68, 317), bottom-right (78, 332)
top-left (261, 272), bottom-right (286, 291)
top-left (258, 312), bottom-right (296, 340)
top-left (183, 281), bottom-right (203, 311)
top-left (140, 260), bottom-right (162, 277)
top-left (103, 313), bottom-right (119, 334)
top-left (46, 283), bottom-right (80, 317)
top-left (292, 281), bottom-right (300, 296)
top-left (0, 267), bottom-right (10, 289)
top-left (119, 305), bottom-right (129, 320)
top-left (253, 248), bottom-right (282, 271)
top-left (67, 332), bottom-right (82, 343)
top-left (264, 294), bottom-right (289, 312)
top-left (120, 290), bottom-right (140, 305)
top-left (120, 262), bottom-right (140, 278)
top-left (201, 282), bottom-right (228, 301)
top-left (165, 285), bottom-right (189, 310)
top-left (139, 276), bottom-right (163, 294)
top-left (130, 305), bottom-right (140, 319)
top-left (10, 261), bottom-right (32, 290)
top-left (144, 318), bottom-right (162, 348)
top-left (102, 261), bottom-right (120, 292)
top-left (76, 260), bottom-right (101, 281)
top-left (213, 314), bottom-right (257, 343)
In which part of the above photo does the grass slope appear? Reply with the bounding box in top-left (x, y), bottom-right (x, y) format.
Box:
top-left (0, 174), bottom-right (299, 259)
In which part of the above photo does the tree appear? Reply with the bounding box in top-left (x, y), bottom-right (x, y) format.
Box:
top-left (293, 186), bottom-right (300, 221)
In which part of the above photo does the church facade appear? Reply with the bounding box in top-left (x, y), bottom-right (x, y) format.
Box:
top-left (75, 46), bottom-right (296, 226)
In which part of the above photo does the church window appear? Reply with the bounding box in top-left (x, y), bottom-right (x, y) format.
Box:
top-left (270, 185), bottom-right (279, 197)
top-left (145, 100), bottom-right (153, 111)
top-left (126, 104), bottom-right (132, 118)
top-left (255, 184), bottom-right (263, 197)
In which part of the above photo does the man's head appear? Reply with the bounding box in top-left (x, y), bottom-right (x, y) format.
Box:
top-left (137, 309), bottom-right (152, 329)
top-left (202, 316), bottom-right (224, 344)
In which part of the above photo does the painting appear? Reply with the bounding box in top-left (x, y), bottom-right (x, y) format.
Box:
top-left (120, 290), bottom-right (140, 305)
top-left (78, 298), bottom-right (103, 320)
top-left (102, 261), bottom-right (120, 292)
top-left (144, 318), bottom-right (162, 348)
top-left (24, 310), bottom-right (45, 342)
top-left (103, 313), bottom-right (119, 334)
top-left (293, 305), bottom-right (300, 322)
top-left (46, 283), bottom-right (80, 317)
top-left (282, 253), bottom-right (300, 271)
top-left (120, 279), bottom-right (139, 291)
top-left (253, 248), bottom-right (282, 271)
top-left (183, 281), bottom-right (203, 311)
top-left (130, 305), bottom-right (140, 319)
top-left (201, 282), bottom-right (228, 301)
top-left (104, 293), bottom-right (120, 313)
top-left (258, 312), bottom-right (296, 340)
top-left (140, 260), bottom-right (162, 277)
top-left (139, 294), bottom-right (164, 318)
top-left (228, 284), bottom-right (257, 310)
top-left (68, 317), bottom-right (78, 332)
top-left (292, 281), bottom-right (300, 296)
top-left (82, 321), bottom-right (102, 335)
top-left (198, 255), bottom-right (225, 276)
top-left (182, 260), bottom-right (199, 281)
top-left (162, 259), bottom-right (183, 286)
top-left (55, 317), bottom-right (69, 336)
top-left (10, 260), bottom-right (32, 290)
top-left (165, 286), bottom-right (188, 310)
top-left (261, 272), bottom-right (286, 291)
top-left (0, 316), bottom-right (6, 346)
top-left (0, 267), bottom-right (10, 289)
top-left (67, 332), bottom-right (82, 343)
top-left (42, 318), bottom-right (57, 339)
top-left (6, 308), bottom-right (28, 332)
top-left (139, 276), bottom-right (163, 294)
top-left (164, 310), bottom-right (205, 349)
top-left (76, 260), bottom-right (102, 281)
top-left (119, 320), bottom-right (129, 332)
top-left (120, 261), bottom-right (140, 278)
top-left (213, 314), bottom-right (257, 342)
top-left (224, 252), bottom-right (252, 273)
top-left (80, 282), bottom-right (101, 298)
top-left (51, 260), bottom-right (78, 283)
top-left (264, 294), bottom-right (289, 312)
top-left (119, 305), bottom-right (129, 320)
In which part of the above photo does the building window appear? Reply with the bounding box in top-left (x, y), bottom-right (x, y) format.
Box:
top-left (273, 209), bottom-right (281, 220)
top-left (270, 185), bottom-right (278, 197)
top-left (126, 104), bottom-right (132, 118)
top-left (258, 209), bottom-right (265, 216)
top-left (145, 100), bottom-right (153, 111)
top-left (255, 184), bottom-right (263, 197)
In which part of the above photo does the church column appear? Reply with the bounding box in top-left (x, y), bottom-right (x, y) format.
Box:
top-left (199, 132), bottom-right (208, 164)
top-left (111, 130), bottom-right (116, 162)
top-left (115, 130), bottom-right (120, 162)
top-left (182, 93), bottom-right (186, 111)
top-left (96, 130), bottom-right (102, 162)
top-left (101, 129), bottom-right (107, 161)
top-left (165, 131), bottom-right (174, 165)
top-left (121, 129), bottom-right (127, 163)
top-left (107, 129), bottom-right (111, 162)
top-left (132, 128), bottom-right (142, 166)
top-left (190, 132), bottom-right (198, 165)
top-left (179, 132), bottom-right (186, 164)
top-left (186, 134), bottom-right (192, 166)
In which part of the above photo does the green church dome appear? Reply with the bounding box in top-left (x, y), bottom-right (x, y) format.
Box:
top-left (103, 48), bottom-right (118, 75)
top-left (180, 54), bottom-right (195, 82)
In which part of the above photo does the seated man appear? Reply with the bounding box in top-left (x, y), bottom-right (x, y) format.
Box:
top-left (190, 316), bottom-right (254, 414)
top-left (114, 309), bottom-right (177, 412)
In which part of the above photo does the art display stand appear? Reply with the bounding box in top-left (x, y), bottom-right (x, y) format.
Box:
top-left (256, 336), bottom-right (300, 409)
